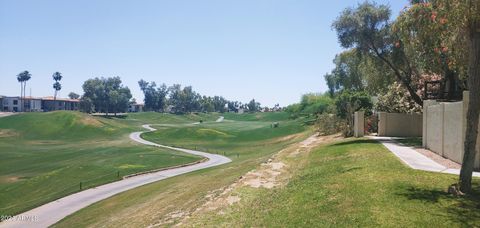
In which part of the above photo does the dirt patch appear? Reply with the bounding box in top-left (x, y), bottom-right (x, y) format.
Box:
top-left (241, 161), bottom-right (286, 189)
top-left (0, 129), bottom-right (18, 138)
top-left (173, 133), bottom-right (342, 227)
top-left (0, 176), bottom-right (22, 183)
top-left (26, 140), bottom-right (60, 145)
top-left (79, 116), bottom-right (103, 127)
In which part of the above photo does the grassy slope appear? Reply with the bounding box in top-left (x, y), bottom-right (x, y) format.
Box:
top-left (185, 139), bottom-right (480, 227)
top-left (54, 112), bottom-right (311, 227)
top-left (0, 111), bottom-right (202, 215)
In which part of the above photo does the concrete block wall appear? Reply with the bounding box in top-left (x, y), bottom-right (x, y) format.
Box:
top-left (354, 111), bottom-right (364, 138)
top-left (378, 112), bottom-right (422, 137)
top-left (423, 91), bottom-right (480, 169)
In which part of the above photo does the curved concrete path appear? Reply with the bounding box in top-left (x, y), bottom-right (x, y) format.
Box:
top-left (1, 122), bottom-right (231, 228)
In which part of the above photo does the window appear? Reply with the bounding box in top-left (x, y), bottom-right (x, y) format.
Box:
top-left (13, 100), bottom-right (18, 105)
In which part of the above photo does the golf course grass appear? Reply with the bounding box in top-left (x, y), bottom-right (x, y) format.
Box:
top-left (54, 112), bottom-right (312, 227)
top-left (0, 111), bottom-right (204, 216)
top-left (184, 139), bottom-right (480, 227)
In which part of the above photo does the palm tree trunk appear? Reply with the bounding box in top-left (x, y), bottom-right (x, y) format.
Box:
top-left (19, 82), bottom-right (23, 112)
top-left (23, 82), bottom-right (27, 112)
top-left (459, 19), bottom-right (480, 193)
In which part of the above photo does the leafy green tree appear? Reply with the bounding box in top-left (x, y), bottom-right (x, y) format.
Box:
top-left (81, 77), bottom-right (131, 115)
top-left (247, 99), bottom-right (261, 112)
top-left (324, 50), bottom-right (365, 93)
top-left (68, 92), bottom-right (80, 99)
top-left (334, 90), bottom-right (372, 137)
top-left (325, 49), bottom-right (395, 97)
top-left (394, 1), bottom-right (467, 99)
top-left (375, 82), bottom-right (422, 113)
top-left (401, 0), bottom-right (480, 194)
top-left (200, 96), bottom-right (215, 112)
top-left (299, 93), bottom-right (332, 116)
top-left (138, 80), bottom-right (168, 112)
top-left (213, 96), bottom-right (227, 113)
top-left (333, 2), bottom-right (423, 106)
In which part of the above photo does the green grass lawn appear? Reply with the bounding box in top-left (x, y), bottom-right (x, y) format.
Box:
top-left (0, 111), bottom-right (203, 216)
top-left (141, 115), bottom-right (306, 160)
top-left (395, 137), bottom-right (422, 147)
top-left (124, 111), bottom-right (221, 125)
top-left (54, 112), bottom-right (311, 227)
top-left (185, 139), bottom-right (480, 227)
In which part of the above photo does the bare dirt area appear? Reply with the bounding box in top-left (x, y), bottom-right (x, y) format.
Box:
top-left (160, 133), bottom-right (342, 227)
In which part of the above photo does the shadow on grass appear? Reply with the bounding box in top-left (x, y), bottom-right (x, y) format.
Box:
top-left (398, 186), bottom-right (450, 203)
top-left (398, 185), bottom-right (480, 226)
top-left (100, 115), bottom-right (128, 119)
top-left (329, 139), bottom-right (379, 147)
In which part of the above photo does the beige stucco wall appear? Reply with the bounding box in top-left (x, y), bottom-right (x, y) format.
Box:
top-left (426, 104), bottom-right (444, 156)
top-left (378, 112), bottom-right (422, 137)
top-left (423, 91), bottom-right (480, 169)
top-left (442, 102), bottom-right (464, 164)
top-left (354, 111), bottom-right (364, 138)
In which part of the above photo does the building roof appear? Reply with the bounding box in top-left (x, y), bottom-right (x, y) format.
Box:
top-left (3, 96), bottom-right (79, 102)
top-left (41, 96), bottom-right (80, 102)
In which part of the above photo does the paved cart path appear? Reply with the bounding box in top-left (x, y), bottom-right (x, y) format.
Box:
top-left (0, 119), bottom-right (231, 228)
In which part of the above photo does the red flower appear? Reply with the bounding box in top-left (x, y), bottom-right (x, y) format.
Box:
top-left (431, 12), bottom-right (437, 21)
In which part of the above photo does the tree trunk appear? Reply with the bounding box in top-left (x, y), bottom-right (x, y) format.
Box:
top-left (19, 83), bottom-right (23, 112)
top-left (459, 19), bottom-right (480, 193)
top-left (23, 82), bottom-right (26, 112)
top-left (371, 48), bottom-right (423, 106)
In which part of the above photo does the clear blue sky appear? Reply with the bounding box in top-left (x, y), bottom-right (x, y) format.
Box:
top-left (0, 0), bottom-right (406, 106)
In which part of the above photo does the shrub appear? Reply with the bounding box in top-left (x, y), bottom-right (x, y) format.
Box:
top-left (316, 113), bottom-right (344, 135)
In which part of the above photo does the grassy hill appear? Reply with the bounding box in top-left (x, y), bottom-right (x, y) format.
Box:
top-left (0, 111), bottom-right (202, 215)
top-left (54, 113), bottom-right (480, 227)
top-left (184, 139), bottom-right (480, 227)
top-left (54, 112), bottom-right (312, 227)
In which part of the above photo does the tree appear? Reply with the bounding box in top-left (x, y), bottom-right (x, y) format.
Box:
top-left (325, 49), bottom-right (395, 97)
top-left (199, 96), bottom-right (215, 112)
top-left (81, 77), bottom-right (132, 115)
top-left (451, 0), bottom-right (480, 193)
top-left (375, 82), bottom-right (422, 113)
top-left (247, 99), bottom-right (261, 112)
top-left (334, 90), bottom-right (372, 137)
top-left (52, 72), bottom-right (62, 101)
top-left (138, 80), bottom-right (168, 112)
top-left (394, 1), bottom-right (468, 99)
top-left (16, 70), bottom-right (31, 112)
top-left (333, 2), bottom-right (424, 106)
top-left (324, 50), bottom-right (365, 94)
top-left (68, 92), bottom-right (80, 99)
top-left (213, 96), bottom-right (227, 113)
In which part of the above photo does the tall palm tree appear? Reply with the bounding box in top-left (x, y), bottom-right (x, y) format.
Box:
top-left (52, 72), bottom-right (63, 101)
top-left (16, 71), bottom-right (31, 112)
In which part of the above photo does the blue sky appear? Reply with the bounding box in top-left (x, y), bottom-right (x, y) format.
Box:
top-left (0, 0), bottom-right (406, 106)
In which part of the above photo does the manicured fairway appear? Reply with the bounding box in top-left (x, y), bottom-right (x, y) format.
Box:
top-left (54, 112), bottom-right (311, 227)
top-left (0, 111), bottom-right (202, 216)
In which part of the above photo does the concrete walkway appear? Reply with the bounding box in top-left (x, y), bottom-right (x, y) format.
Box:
top-left (370, 136), bottom-right (480, 177)
top-left (0, 112), bottom-right (17, 118)
top-left (1, 124), bottom-right (231, 228)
